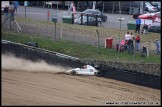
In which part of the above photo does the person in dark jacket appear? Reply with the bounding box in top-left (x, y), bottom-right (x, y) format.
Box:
top-left (142, 24), bottom-right (148, 35)
top-left (135, 35), bottom-right (140, 51)
top-left (4, 5), bottom-right (9, 19)
top-left (127, 38), bottom-right (134, 54)
top-left (135, 17), bottom-right (141, 34)
top-left (10, 8), bottom-right (15, 21)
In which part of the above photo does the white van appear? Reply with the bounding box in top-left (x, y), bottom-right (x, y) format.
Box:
top-left (145, 2), bottom-right (157, 12)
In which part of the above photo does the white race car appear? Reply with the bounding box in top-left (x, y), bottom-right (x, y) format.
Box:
top-left (66, 65), bottom-right (102, 76)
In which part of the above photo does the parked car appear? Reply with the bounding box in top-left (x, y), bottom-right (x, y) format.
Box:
top-left (82, 9), bottom-right (107, 22)
top-left (145, 2), bottom-right (157, 12)
top-left (96, 1), bottom-right (140, 14)
top-left (158, 3), bottom-right (161, 11)
top-left (74, 15), bottom-right (98, 26)
top-left (150, 1), bottom-right (161, 11)
top-left (148, 23), bottom-right (161, 33)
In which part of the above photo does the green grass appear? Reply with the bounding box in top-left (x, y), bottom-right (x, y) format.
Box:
top-left (15, 17), bottom-right (160, 43)
top-left (2, 31), bottom-right (160, 64)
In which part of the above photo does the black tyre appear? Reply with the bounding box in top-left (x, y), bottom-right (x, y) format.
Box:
top-left (71, 70), bottom-right (77, 75)
top-left (104, 17), bottom-right (107, 22)
top-left (94, 71), bottom-right (103, 77)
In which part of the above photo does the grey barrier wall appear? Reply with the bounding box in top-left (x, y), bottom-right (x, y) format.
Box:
top-left (1, 40), bottom-right (161, 89)
top-left (1, 40), bottom-right (85, 68)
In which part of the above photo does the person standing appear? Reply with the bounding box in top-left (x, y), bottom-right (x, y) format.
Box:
top-left (125, 32), bottom-right (131, 41)
top-left (135, 35), bottom-right (140, 51)
top-left (3, 5), bottom-right (9, 19)
top-left (155, 39), bottom-right (160, 55)
top-left (127, 38), bottom-right (134, 54)
top-left (98, 18), bottom-right (103, 27)
top-left (142, 24), bottom-right (148, 35)
top-left (135, 17), bottom-right (141, 34)
top-left (130, 32), bottom-right (135, 40)
top-left (14, 1), bottom-right (19, 13)
top-left (10, 8), bottom-right (15, 21)
top-left (125, 32), bottom-right (131, 51)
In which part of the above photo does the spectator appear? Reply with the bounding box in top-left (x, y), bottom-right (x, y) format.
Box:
top-left (130, 32), bottom-right (135, 50)
top-left (142, 24), bottom-right (148, 35)
top-left (130, 32), bottom-right (135, 40)
top-left (10, 8), bottom-right (15, 21)
top-left (98, 18), bottom-right (103, 27)
top-left (155, 39), bottom-right (160, 55)
top-left (125, 32), bottom-right (131, 51)
top-left (4, 5), bottom-right (9, 19)
top-left (14, 1), bottom-right (19, 13)
top-left (124, 40), bottom-right (128, 51)
top-left (135, 17), bottom-right (141, 34)
top-left (127, 38), bottom-right (134, 54)
top-left (125, 32), bottom-right (131, 41)
top-left (119, 39), bottom-right (125, 52)
top-left (135, 35), bottom-right (140, 51)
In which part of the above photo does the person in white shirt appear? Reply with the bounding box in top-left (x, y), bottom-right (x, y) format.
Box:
top-left (124, 32), bottom-right (131, 51)
top-left (125, 32), bottom-right (131, 41)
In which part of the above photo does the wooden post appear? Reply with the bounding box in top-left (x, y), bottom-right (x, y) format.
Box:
top-left (96, 30), bottom-right (99, 51)
top-left (9, 15), bottom-right (11, 31)
top-left (60, 23), bottom-right (62, 38)
top-left (147, 42), bottom-right (149, 58)
top-left (25, 6), bottom-right (26, 18)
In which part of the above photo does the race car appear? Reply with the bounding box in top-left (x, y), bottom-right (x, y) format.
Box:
top-left (66, 65), bottom-right (102, 77)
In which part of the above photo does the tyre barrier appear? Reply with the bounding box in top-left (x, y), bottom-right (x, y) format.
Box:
top-left (2, 40), bottom-right (161, 89)
top-left (93, 63), bottom-right (160, 89)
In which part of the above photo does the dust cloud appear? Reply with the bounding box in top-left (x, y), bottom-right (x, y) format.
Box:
top-left (2, 53), bottom-right (71, 73)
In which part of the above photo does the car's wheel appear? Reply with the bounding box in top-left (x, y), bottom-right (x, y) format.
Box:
top-left (94, 71), bottom-right (103, 77)
top-left (71, 70), bottom-right (77, 75)
top-left (104, 17), bottom-right (107, 22)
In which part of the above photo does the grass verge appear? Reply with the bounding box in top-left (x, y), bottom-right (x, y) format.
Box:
top-left (2, 31), bottom-right (160, 64)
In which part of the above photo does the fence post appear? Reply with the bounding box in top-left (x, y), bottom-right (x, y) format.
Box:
top-left (147, 42), bottom-right (149, 58)
top-left (81, 13), bottom-right (83, 25)
top-left (54, 22), bottom-right (56, 40)
top-left (87, 14), bottom-right (89, 26)
top-left (96, 30), bottom-right (99, 51)
top-left (72, 13), bottom-right (74, 24)
top-left (9, 15), bottom-right (11, 31)
top-left (96, 15), bottom-right (98, 27)
top-left (60, 23), bottom-right (62, 39)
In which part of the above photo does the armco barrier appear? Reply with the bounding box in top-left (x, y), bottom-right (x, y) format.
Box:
top-left (1, 40), bottom-right (160, 89)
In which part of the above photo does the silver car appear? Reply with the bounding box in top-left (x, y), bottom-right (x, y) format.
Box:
top-left (74, 15), bottom-right (98, 26)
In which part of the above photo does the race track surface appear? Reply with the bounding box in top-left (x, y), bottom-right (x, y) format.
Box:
top-left (2, 54), bottom-right (160, 106)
